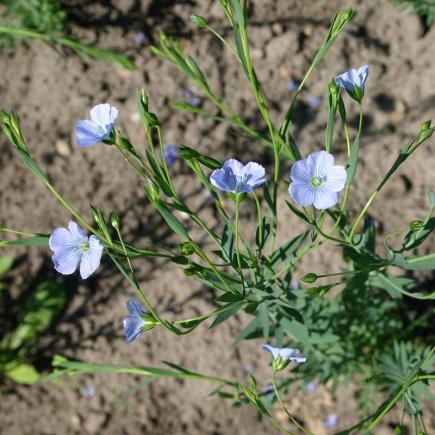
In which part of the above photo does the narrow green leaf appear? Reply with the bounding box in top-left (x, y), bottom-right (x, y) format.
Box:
top-left (154, 200), bottom-right (189, 240)
top-left (270, 231), bottom-right (309, 267)
top-left (6, 363), bottom-right (40, 385)
top-left (0, 255), bottom-right (13, 276)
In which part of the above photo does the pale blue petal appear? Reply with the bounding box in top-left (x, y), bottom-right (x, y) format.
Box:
top-left (324, 414), bottom-right (339, 429)
top-left (289, 182), bottom-right (316, 207)
top-left (52, 248), bottom-right (81, 275)
top-left (123, 315), bottom-right (145, 343)
top-left (335, 70), bottom-right (354, 91)
top-left (75, 120), bottom-right (105, 148)
top-left (289, 356), bottom-right (307, 363)
top-left (49, 228), bottom-right (75, 251)
top-left (278, 347), bottom-right (300, 359)
top-left (290, 156), bottom-right (311, 183)
top-left (313, 189), bottom-right (338, 209)
top-left (90, 103), bottom-right (118, 127)
top-left (324, 165), bottom-right (347, 192)
top-left (210, 168), bottom-right (236, 192)
top-left (127, 299), bottom-right (146, 316)
top-left (242, 162), bottom-right (266, 188)
top-left (307, 151), bottom-right (334, 178)
top-left (68, 221), bottom-right (87, 242)
top-left (262, 344), bottom-right (280, 359)
top-left (223, 159), bottom-right (244, 178)
top-left (356, 65), bottom-right (369, 87)
top-left (163, 144), bottom-right (178, 168)
top-left (79, 236), bottom-right (103, 279)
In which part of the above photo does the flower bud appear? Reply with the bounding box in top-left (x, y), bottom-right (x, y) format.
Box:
top-left (190, 15), bottom-right (208, 27)
top-left (301, 273), bottom-right (318, 284)
top-left (109, 211), bottom-right (120, 229)
top-left (180, 242), bottom-right (195, 256)
top-left (409, 220), bottom-right (422, 231)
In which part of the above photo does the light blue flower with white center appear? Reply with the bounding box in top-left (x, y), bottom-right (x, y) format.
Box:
top-left (163, 144), bottom-right (178, 168)
top-left (182, 87), bottom-right (202, 106)
top-left (308, 95), bottom-right (321, 110)
top-left (210, 159), bottom-right (266, 198)
top-left (49, 221), bottom-right (104, 279)
top-left (323, 414), bottom-right (339, 429)
top-left (123, 300), bottom-right (156, 343)
top-left (289, 151), bottom-right (346, 210)
top-left (262, 344), bottom-right (306, 371)
top-left (335, 65), bottom-right (369, 102)
top-left (75, 103), bottom-right (119, 148)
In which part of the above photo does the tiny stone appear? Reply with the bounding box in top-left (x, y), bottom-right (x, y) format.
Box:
top-left (303, 25), bottom-right (313, 36)
top-left (391, 99), bottom-right (408, 123)
top-left (130, 112), bottom-right (141, 123)
top-left (272, 23), bottom-right (284, 35)
top-left (250, 47), bottom-right (264, 60)
top-left (70, 414), bottom-right (81, 427)
top-left (55, 139), bottom-right (71, 157)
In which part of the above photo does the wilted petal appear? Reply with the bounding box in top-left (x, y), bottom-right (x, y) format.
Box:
top-left (289, 182), bottom-right (316, 207)
top-left (325, 165), bottom-right (347, 192)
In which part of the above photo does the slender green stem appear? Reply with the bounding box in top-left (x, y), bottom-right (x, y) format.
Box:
top-left (192, 241), bottom-right (240, 295)
top-left (206, 25), bottom-right (241, 63)
top-left (45, 183), bottom-right (101, 237)
top-left (0, 227), bottom-right (37, 238)
top-left (235, 200), bottom-right (246, 293)
top-left (110, 254), bottom-right (163, 325)
top-left (343, 121), bottom-right (351, 157)
top-left (272, 372), bottom-right (313, 435)
top-left (365, 346), bottom-right (434, 432)
top-left (156, 126), bottom-right (177, 197)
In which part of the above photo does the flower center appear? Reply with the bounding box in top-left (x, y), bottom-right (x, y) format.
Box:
top-left (80, 241), bottom-right (90, 252)
top-left (310, 176), bottom-right (324, 188)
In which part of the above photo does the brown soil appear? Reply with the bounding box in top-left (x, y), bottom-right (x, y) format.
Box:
top-left (0, 0), bottom-right (434, 434)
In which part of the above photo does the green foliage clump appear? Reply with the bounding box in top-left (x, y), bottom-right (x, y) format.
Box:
top-left (392, 0), bottom-right (435, 26)
top-left (0, 0), bottom-right (65, 35)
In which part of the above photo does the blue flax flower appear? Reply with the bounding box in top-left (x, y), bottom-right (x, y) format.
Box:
top-left (289, 151), bottom-right (346, 210)
top-left (323, 414), bottom-right (339, 429)
top-left (210, 159), bottom-right (266, 196)
top-left (75, 103), bottom-right (119, 148)
top-left (123, 300), bottom-right (155, 343)
top-left (335, 65), bottom-right (369, 102)
top-left (263, 344), bottom-right (306, 371)
top-left (49, 221), bottom-right (104, 279)
top-left (163, 144), bottom-right (178, 168)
